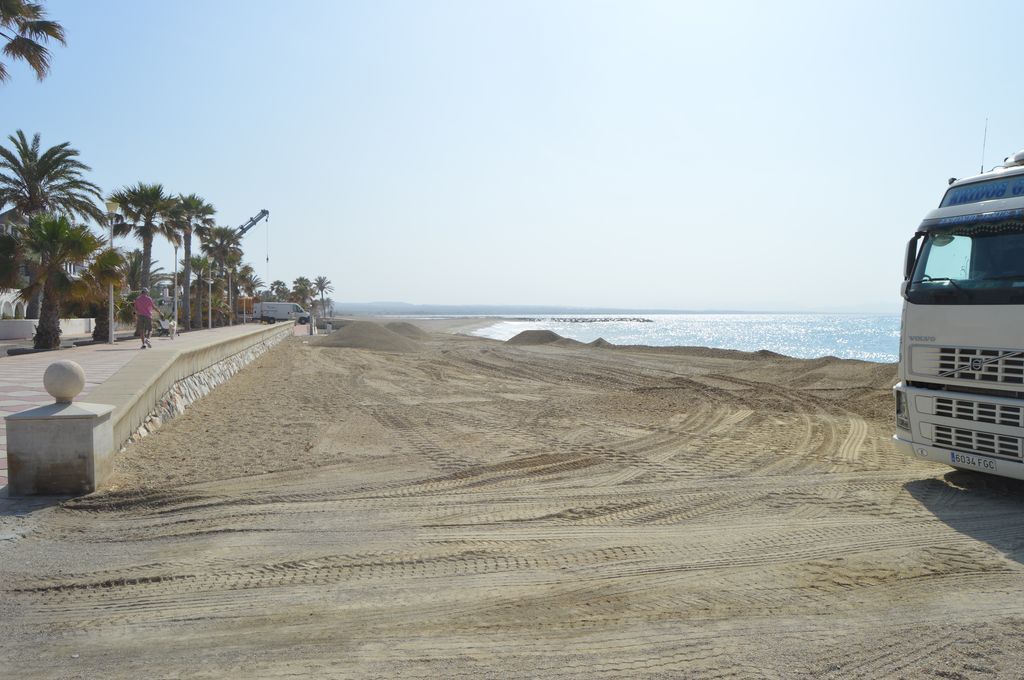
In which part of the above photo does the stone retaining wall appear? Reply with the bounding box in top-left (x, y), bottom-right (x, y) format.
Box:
top-left (124, 330), bottom-right (288, 447)
top-left (87, 323), bottom-right (294, 450)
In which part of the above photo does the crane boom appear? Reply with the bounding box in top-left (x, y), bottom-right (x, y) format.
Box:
top-left (236, 209), bottom-right (269, 238)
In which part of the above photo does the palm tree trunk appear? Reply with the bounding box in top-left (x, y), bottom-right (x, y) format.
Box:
top-left (26, 288), bottom-right (42, 319)
top-left (141, 235), bottom-right (152, 291)
top-left (93, 298), bottom-right (110, 341)
top-left (34, 278), bottom-right (62, 350)
top-left (182, 230), bottom-right (192, 331)
top-left (23, 209), bottom-right (42, 319)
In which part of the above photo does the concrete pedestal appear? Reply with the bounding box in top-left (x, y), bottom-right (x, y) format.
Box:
top-left (6, 402), bottom-right (115, 495)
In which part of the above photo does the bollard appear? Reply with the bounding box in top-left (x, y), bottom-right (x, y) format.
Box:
top-left (5, 360), bottom-right (115, 495)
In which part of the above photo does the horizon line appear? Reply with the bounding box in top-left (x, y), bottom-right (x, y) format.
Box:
top-left (331, 302), bottom-right (900, 315)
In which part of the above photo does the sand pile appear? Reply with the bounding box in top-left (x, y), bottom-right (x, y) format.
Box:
top-left (507, 329), bottom-right (573, 346)
top-left (589, 337), bottom-right (615, 348)
top-left (506, 330), bottom-right (586, 348)
top-left (312, 320), bottom-right (420, 353)
top-left (506, 330), bottom-right (566, 345)
top-left (384, 321), bottom-right (431, 340)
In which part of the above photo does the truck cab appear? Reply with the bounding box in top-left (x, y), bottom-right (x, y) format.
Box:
top-left (893, 151), bottom-right (1024, 480)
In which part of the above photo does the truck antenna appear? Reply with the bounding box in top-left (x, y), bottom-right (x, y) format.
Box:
top-left (980, 117), bottom-right (989, 173)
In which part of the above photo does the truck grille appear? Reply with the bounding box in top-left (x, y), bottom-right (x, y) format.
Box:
top-left (933, 424), bottom-right (1022, 459)
top-left (935, 397), bottom-right (1024, 428)
top-left (936, 347), bottom-right (1024, 384)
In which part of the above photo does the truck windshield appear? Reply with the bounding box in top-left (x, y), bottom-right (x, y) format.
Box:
top-left (908, 221), bottom-right (1024, 304)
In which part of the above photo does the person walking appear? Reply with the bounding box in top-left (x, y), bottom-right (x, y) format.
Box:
top-left (134, 288), bottom-right (155, 349)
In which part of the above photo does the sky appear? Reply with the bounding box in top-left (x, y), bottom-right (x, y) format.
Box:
top-left (4, 0), bottom-right (1023, 312)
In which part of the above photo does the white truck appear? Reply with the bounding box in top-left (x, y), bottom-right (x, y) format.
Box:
top-left (253, 301), bottom-right (311, 325)
top-left (893, 149), bottom-right (1024, 480)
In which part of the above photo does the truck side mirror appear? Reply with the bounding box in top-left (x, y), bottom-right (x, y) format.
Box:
top-left (904, 234), bottom-right (922, 281)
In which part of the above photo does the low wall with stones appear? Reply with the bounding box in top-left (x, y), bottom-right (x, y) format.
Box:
top-left (87, 323), bottom-right (294, 451)
top-left (123, 330), bottom-right (288, 447)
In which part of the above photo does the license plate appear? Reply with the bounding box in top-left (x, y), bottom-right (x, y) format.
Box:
top-left (950, 450), bottom-right (998, 472)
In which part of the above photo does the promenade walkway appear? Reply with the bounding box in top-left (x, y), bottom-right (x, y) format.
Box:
top-left (0, 324), bottom-right (305, 488)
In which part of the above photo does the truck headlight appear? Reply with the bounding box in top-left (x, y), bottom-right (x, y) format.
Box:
top-left (895, 390), bottom-right (910, 432)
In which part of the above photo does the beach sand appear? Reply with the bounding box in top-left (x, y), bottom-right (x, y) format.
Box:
top-left (3, 320), bottom-right (1024, 678)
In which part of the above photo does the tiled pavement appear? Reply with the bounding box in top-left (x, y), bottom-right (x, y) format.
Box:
top-left (0, 324), bottom-right (301, 489)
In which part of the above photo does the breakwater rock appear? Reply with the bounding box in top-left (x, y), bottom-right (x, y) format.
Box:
top-left (517, 317), bottom-right (653, 323)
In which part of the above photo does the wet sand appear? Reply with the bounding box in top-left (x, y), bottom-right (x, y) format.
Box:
top-left (3, 320), bottom-right (1024, 678)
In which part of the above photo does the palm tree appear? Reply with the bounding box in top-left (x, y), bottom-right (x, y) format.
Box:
top-left (0, 131), bottom-right (103, 221)
top-left (76, 247), bottom-right (124, 341)
top-left (188, 254), bottom-right (210, 328)
top-left (200, 225), bottom-right (241, 267)
top-left (224, 250), bottom-right (241, 323)
top-left (0, 130), bottom-right (104, 318)
top-left (166, 193), bottom-right (215, 331)
top-left (291, 276), bottom-right (313, 312)
top-left (235, 262), bottom-right (262, 320)
top-left (317, 297), bottom-right (334, 317)
top-left (0, 225), bottom-right (22, 291)
top-left (121, 248), bottom-right (169, 293)
top-left (312, 275), bottom-right (333, 318)
top-left (236, 263), bottom-right (263, 297)
top-left (0, 214), bottom-right (104, 348)
top-left (0, 1), bottom-right (66, 83)
top-left (200, 225), bottom-right (241, 322)
top-left (269, 279), bottom-right (288, 300)
top-left (108, 182), bottom-right (177, 291)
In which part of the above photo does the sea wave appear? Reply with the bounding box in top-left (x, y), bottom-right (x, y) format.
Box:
top-left (471, 313), bottom-right (900, 363)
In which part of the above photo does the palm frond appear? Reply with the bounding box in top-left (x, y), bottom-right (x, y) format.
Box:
top-left (1, 1), bottom-right (65, 84)
top-left (14, 18), bottom-right (65, 45)
top-left (3, 34), bottom-right (50, 80)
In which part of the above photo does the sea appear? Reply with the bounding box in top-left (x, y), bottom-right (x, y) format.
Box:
top-left (470, 313), bottom-right (901, 363)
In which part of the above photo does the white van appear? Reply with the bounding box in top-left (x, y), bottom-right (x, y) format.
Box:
top-left (254, 302), bottom-right (311, 324)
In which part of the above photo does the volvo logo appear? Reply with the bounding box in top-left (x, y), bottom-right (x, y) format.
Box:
top-left (970, 358), bottom-right (984, 371)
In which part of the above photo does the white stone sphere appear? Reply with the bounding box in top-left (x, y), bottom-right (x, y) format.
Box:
top-left (44, 360), bottom-right (86, 403)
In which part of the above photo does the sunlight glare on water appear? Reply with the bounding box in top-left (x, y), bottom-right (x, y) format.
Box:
top-left (472, 314), bottom-right (901, 363)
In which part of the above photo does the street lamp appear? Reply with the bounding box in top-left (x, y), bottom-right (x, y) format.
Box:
top-left (104, 200), bottom-right (118, 344)
top-left (207, 254), bottom-right (214, 330)
top-left (172, 242), bottom-right (178, 339)
top-left (226, 264), bottom-right (233, 326)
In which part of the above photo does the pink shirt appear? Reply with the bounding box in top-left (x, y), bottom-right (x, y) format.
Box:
top-left (134, 294), bottom-right (155, 318)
